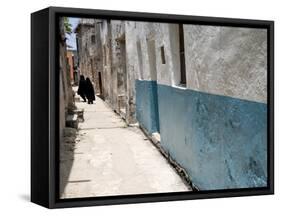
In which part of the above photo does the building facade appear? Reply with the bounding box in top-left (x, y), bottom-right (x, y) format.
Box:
top-left (75, 19), bottom-right (103, 95)
top-left (66, 50), bottom-right (79, 85)
top-left (76, 19), bottom-right (267, 190)
top-left (59, 19), bottom-right (75, 139)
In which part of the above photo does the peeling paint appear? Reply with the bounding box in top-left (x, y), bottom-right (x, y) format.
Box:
top-left (156, 83), bottom-right (267, 190)
top-left (136, 80), bottom-right (160, 134)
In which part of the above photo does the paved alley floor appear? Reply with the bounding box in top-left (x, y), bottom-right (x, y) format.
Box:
top-left (60, 93), bottom-right (190, 199)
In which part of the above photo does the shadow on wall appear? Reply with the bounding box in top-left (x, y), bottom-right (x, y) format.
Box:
top-left (136, 80), bottom-right (160, 134)
top-left (136, 79), bottom-right (267, 190)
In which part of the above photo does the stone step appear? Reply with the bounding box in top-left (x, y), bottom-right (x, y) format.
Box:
top-left (66, 114), bottom-right (78, 129)
top-left (73, 109), bottom-right (84, 122)
top-left (74, 95), bottom-right (80, 102)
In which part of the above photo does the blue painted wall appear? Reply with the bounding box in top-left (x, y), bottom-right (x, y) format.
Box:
top-left (136, 79), bottom-right (267, 190)
top-left (136, 80), bottom-right (160, 134)
top-left (157, 84), bottom-right (267, 190)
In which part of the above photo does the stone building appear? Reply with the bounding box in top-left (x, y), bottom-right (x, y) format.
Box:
top-left (76, 19), bottom-right (267, 191)
top-left (59, 19), bottom-right (75, 138)
top-left (66, 50), bottom-right (75, 84)
top-left (75, 19), bottom-right (103, 95)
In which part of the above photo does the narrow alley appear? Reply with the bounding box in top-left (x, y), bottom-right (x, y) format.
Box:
top-left (59, 17), bottom-right (267, 196)
top-left (60, 89), bottom-right (190, 198)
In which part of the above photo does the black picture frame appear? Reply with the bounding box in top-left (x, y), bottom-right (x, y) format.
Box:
top-left (31, 6), bottom-right (274, 209)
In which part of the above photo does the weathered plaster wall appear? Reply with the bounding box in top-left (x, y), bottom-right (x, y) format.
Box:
top-left (155, 25), bottom-right (268, 189)
top-left (108, 21), bottom-right (125, 112)
top-left (124, 21), bottom-right (138, 123)
top-left (154, 23), bottom-right (180, 86)
top-left (157, 83), bottom-right (267, 189)
top-left (95, 20), bottom-right (138, 124)
top-left (136, 80), bottom-right (160, 134)
top-left (76, 19), bottom-right (268, 190)
top-left (59, 18), bottom-right (75, 140)
top-left (133, 23), bottom-right (267, 190)
top-left (91, 22), bottom-right (103, 95)
top-left (76, 20), bottom-right (96, 80)
top-left (99, 20), bottom-right (113, 105)
top-left (184, 25), bottom-right (267, 103)
top-left (76, 19), bottom-right (104, 94)
top-left (127, 21), bottom-right (161, 130)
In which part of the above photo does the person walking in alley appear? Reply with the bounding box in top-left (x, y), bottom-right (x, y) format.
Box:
top-left (77, 75), bottom-right (87, 102)
top-left (85, 77), bottom-right (96, 104)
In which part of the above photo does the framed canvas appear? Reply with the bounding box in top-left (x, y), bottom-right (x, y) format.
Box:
top-left (31, 6), bottom-right (274, 208)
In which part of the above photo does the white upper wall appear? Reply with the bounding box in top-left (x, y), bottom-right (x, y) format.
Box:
top-left (184, 25), bottom-right (267, 103)
top-left (125, 21), bottom-right (182, 84)
top-left (155, 23), bottom-right (180, 86)
top-left (115, 21), bottom-right (268, 104)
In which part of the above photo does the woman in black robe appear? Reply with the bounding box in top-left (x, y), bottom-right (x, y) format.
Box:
top-left (77, 75), bottom-right (87, 102)
top-left (85, 77), bottom-right (96, 104)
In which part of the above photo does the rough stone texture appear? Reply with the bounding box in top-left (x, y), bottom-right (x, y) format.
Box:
top-left (85, 20), bottom-right (135, 122)
top-left (128, 22), bottom-right (158, 81)
top-left (125, 21), bottom-right (172, 125)
top-left (76, 19), bottom-right (103, 94)
top-left (157, 83), bottom-right (267, 190)
top-left (123, 21), bottom-right (140, 123)
top-left (125, 22), bottom-right (183, 86)
top-left (66, 114), bottom-right (78, 129)
top-left (110, 21), bottom-right (126, 113)
top-left (99, 20), bottom-right (113, 104)
top-left (155, 23), bottom-right (182, 86)
top-left (59, 18), bottom-right (75, 141)
top-left (184, 25), bottom-right (267, 103)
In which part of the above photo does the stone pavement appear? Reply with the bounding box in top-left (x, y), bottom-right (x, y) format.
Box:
top-left (60, 92), bottom-right (191, 198)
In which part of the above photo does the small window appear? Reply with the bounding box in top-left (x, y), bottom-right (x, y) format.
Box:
top-left (91, 35), bottom-right (96, 44)
top-left (160, 46), bottom-right (166, 64)
top-left (179, 24), bottom-right (186, 85)
top-left (103, 45), bottom-right (107, 66)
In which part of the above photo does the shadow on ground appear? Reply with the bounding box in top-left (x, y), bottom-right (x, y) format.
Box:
top-left (59, 127), bottom-right (77, 198)
top-left (18, 194), bottom-right (30, 202)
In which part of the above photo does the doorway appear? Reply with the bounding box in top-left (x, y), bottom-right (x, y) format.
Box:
top-left (98, 72), bottom-right (103, 99)
top-left (179, 24), bottom-right (186, 86)
top-left (147, 39), bottom-right (160, 132)
top-left (116, 34), bottom-right (127, 117)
